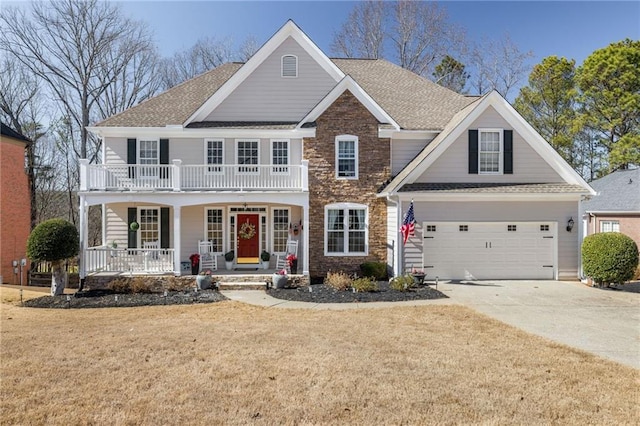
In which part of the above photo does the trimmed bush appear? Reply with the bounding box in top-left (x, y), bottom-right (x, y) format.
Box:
top-left (390, 274), bottom-right (415, 291)
top-left (359, 261), bottom-right (388, 280)
top-left (582, 232), bottom-right (639, 286)
top-left (351, 277), bottom-right (378, 293)
top-left (27, 219), bottom-right (79, 262)
top-left (324, 271), bottom-right (352, 291)
top-left (108, 277), bottom-right (154, 294)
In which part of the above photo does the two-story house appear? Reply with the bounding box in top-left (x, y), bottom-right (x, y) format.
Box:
top-left (80, 21), bottom-right (594, 285)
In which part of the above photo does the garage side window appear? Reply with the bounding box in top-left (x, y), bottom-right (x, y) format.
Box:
top-left (325, 203), bottom-right (368, 256)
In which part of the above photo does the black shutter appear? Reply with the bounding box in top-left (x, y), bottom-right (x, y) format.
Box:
top-left (504, 130), bottom-right (513, 174)
top-left (127, 138), bottom-right (136, 178)
top-left (127, 208), bottom-right (137, 249)
top-left (468, 130), bottom-right (478, 174)
top-left (160, 207), bottom-right (170, 249)
top-left (160, 139), bottom-right (169, 179)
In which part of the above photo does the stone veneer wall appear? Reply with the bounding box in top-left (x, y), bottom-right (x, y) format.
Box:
top-left (304, 90), bottom-right (391, 278)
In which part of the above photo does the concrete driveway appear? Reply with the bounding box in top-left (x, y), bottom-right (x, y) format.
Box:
top-left (435, 280), bottom-right (640, 369)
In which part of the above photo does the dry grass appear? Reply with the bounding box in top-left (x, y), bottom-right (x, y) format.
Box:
top-left (1, 287), bottom-right (638, 425)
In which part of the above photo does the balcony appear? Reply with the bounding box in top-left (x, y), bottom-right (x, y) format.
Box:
top-left (79, 159), bottom-right (308, 192)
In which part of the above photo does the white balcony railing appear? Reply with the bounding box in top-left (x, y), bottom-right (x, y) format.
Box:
top-left (84, 247), bottom-right (174, 274)
top-left (79, 159), bottom-right (308, 192)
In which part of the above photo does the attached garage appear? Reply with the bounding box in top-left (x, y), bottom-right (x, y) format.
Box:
top-left (422, 221), bottom-right (556, 280)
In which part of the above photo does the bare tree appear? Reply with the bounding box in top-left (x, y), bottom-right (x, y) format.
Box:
top-left (0, 0), bottom-right (157, 163)
top-left (468, 34), bottom-right (533, 98)
top-left (331, 0), bottom-right (385, 59)
top-left (238, 35), bottom-right (260, 62)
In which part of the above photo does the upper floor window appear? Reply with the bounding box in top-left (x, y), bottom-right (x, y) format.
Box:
top-left (271, 139), bottom-right (289, 174)
top-left (236, 139), bottom-right (259, 173)
top-left (325, 203), bottom-right (368, 256)
top-left (205, 139), bottom-right (224, 173)
top-left (479, 129), bottom-right (502, 174)
top-left (335, 135), bottom-right (358, 179)
top-left (138, 139), bottom-right (158, 178)
top-left (281, 55), bottom-right (298, 77)
top-left (600, 220), bottom-right (620, 233)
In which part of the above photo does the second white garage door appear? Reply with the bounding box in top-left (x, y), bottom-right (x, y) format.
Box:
top-left (422, 222), bottom-right (556, 280)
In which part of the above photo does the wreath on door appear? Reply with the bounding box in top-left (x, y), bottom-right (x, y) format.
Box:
top-left (238, 221), bottom-right (257, 240)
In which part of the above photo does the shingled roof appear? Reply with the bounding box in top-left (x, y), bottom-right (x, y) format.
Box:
top-left (398, 182), bottom-right (589, 194)
top-left (95, 59), bottom-right (477, 131)
top-left (582, 168), bottom-right (640, 212)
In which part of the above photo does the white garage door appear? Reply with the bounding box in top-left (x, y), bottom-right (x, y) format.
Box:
top-left (422, 222), bottom-right (556, 280)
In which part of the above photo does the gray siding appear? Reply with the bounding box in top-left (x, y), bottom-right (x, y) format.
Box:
top-left (386, 201), bottom-right (398, 272)
top-left (402, 200), bottom-right (580, 278)
top-left (417, 106), bottom-right (563, 183)
top-left (391, 137), bottom-right (434, 176)
top-left (207, 37), bottom-right (337, 122)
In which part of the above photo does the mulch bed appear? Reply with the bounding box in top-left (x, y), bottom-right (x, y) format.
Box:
top-left (23, 289), bottom-right (227, 309)
top-left (267, 281), bottom-right (448, 303)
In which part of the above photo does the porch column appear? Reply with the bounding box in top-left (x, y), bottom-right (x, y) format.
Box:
top-left (78, 195), bottom-right (88, 285)
top-left (173, 205), bottom-right (182, 275)
top-left (303, 200), bottom-right (309, 275)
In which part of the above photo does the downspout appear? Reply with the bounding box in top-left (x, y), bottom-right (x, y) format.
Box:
top-left (386, 194), bottom-right (401, 277)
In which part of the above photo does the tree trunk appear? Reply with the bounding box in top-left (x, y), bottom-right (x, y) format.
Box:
top-left (50, 261), bottom-right (67, 296)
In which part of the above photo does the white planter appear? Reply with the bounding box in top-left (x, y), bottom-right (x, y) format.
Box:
top-left (225, 261), bottom-right (233, 270)
top-left (262, 260), bottom-right (269, 270)
top-left (272, 274), bottom-right (287, 289)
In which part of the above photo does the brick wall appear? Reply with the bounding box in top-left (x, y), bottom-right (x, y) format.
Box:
top-left (303, 90), bottom-right (390, 278)
top-left (591, 215), bottom-right (640, 248)
top-left (0, 138), bottom-right (31, 284)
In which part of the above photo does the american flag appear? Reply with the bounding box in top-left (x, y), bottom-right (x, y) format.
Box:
top-left (400, 201), bottom-right (416, 245)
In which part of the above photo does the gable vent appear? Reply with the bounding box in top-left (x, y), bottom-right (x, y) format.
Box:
top-left (282, 55), bottom-right (298, 78)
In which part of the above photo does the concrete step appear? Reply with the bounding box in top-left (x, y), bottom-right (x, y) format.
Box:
top-left (218, 281), bottom-right (267, 291)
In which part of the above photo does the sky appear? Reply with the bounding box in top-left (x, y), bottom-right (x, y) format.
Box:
top-left (111, 0), bottom-right (640, 67)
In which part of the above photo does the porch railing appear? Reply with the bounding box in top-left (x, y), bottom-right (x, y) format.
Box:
top-left (84, 246), bottom-right (174, 274)
top-left (79, 159), bottom-right (308, 192)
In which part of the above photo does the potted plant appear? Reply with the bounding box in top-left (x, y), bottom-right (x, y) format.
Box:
top-left (260, 250), bottom-right (271, 270)
top-left (189, 253), bottom-right (200, 275)
top-left (224, 250), bottom-right (234, 270)
top-left (286, 253), bottom-right (298, 274)
top-left (411, 268), bottom-right (426, 285)
top-left (272, 268), bottom-right (288, 289)
top-left (196, 269), bottom-right (212, 290)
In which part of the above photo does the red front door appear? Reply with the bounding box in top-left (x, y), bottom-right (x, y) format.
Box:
top-left (237, 214), bottom-right (260, 262)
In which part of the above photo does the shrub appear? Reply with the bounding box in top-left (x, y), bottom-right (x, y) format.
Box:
top-left (324, 271), bottom-right (352, 291)
top-left (582, 232), bottom-right (639, 286)
top-left (390, 274), bottom-right (415, 291)
top-left (359, 261), bottom-right (388, 280)
top-left (107, 277), bottom-right (154, 294)
top-left (351, 277), bottom-right (378, 293)
top-left (27, 219), bottom-right (79, 263)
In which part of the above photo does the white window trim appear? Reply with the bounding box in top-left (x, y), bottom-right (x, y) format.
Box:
top-left (203, 207), bottom-right (226, 254)
top-left (270, 207), bottom-right (291, 255)
top-left (324, 202), bottom-right (368, 256)
top-left (235, 138), bottom-right (260, 175)
top-left (270, 139), bottom-right (290, 175)
top-left (137, 206), bottom-right (160, 248)
top-left (227, 205), bottom-right (268, 253)
top-left (478, 128), bottom-right (503, 175)
top-left (599, 220), bottom-right (620, 233)
top-left (281, 54), bottom-right (298, 78)
top-left (335, 134), bottom-right (358, 180)
top-left (137, 138), bottom-right (159, 180)
top-left (204, 139), bottom-right (225, 175)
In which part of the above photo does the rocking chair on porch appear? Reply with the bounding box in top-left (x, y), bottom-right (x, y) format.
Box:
top-left (275, 240), bottom-right (298, 273)
top-left (198, 240), bottom-right (217, 272)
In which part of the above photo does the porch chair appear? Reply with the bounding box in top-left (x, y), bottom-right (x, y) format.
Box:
top-left (275, 240), bottom-right (299, 273)
top-left (198, 240), bottom-right (217, 272)
top-left (143, 240), bottom-right (160, 260)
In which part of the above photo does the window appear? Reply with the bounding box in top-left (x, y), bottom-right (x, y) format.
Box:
top-left (138, 139), bottom-right (159, 178)
top-left (272, 208), bottom-right (289, 253)
top-left (325, 203), bottom-right (368, 255)
top-left (139, 208), bottom-right (159, 246)
top-left (479, 129), bottom-right (502, 174)
top-left (271, 139), bottom-right (289, 174)
top-left (206, 209), bottom-right (224, 253)
top-left (281, 55), bottom-right (298, 77)
top-left (206, 139), bottom-right (224, 173)
top-left (507, 224), bottom-right (517, 232)
top-left (236, 139), bottom-right (259, 173)
top-left (600, 220), bottom-right (620, 233)
top-left (335, 135), bottom-right (358, 179)
top-left (459, 225), bottom-right (469, 232)
top-left (540, 225), bottom-right (550, 232)
top-left (426, 225), bottom-right (437, 232)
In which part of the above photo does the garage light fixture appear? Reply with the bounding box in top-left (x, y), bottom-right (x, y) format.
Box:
top-left (566, 217), bottom-right (574, 232)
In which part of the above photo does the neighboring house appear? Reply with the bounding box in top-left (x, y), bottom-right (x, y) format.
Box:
top-left (581, 168), bottom-right (640, 249)
top-left (80, 20), bottom-right (594, 283)
top-left (0, 123), bottom-right (31, 284)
